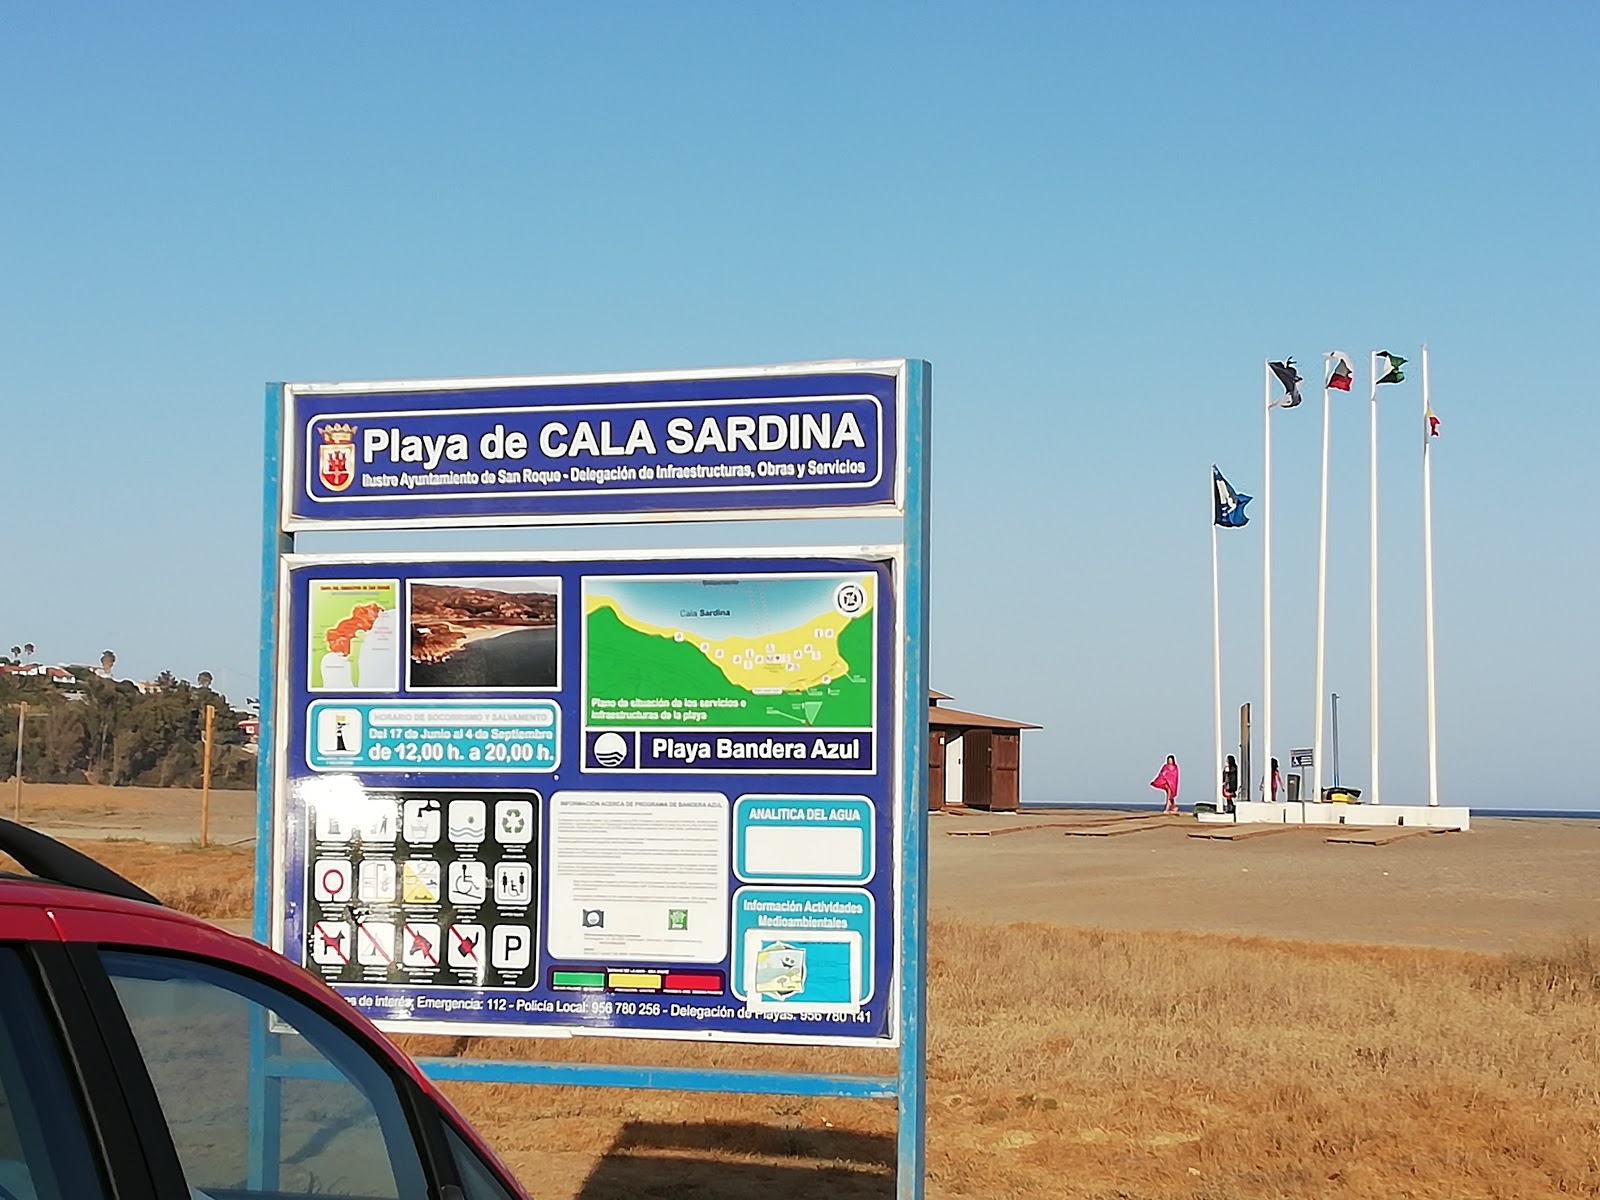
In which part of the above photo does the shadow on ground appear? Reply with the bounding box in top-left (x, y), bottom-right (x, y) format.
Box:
top-left (576, 1120), bottom-right (894, 1199)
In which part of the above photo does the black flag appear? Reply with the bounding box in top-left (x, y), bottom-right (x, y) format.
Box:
top-left (1269, 359), bottom-right (1304, 409)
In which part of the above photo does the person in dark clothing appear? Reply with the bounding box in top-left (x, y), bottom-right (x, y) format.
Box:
top-left (1222, 754), bottom-right (1239, 812)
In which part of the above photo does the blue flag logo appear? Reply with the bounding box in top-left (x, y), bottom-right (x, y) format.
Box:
top-left (1214, 467), bottom-right (1251, 528)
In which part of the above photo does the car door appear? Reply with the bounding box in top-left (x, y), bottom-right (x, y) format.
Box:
top-left (44, 906), bottom-right (525, 1200)
top-left (0, 909), bottom-right (146, 1200)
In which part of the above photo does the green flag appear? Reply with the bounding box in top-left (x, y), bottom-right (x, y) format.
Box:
top-left (1376, 351), bottom-right (1407, 385)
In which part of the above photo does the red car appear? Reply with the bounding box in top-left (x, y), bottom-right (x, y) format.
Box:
top-left (0, 818), bottom-right (528, 1200)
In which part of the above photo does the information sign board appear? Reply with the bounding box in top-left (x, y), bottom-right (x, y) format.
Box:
top-left (272, 553), bottom-right (900, 1042)
top-left (262, 359), bottom-right (929, 1193)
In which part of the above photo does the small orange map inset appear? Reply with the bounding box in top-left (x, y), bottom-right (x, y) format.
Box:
top-left (327, 603), bottom-right (384, 654)
top-left (309, 580), bottom-right (400, 692)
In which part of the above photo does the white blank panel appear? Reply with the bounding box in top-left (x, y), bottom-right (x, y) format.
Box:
top-left (744, 826), bottom-right (864, 877)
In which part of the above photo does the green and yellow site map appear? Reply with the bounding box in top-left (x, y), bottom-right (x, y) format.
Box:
top-left (583, 573), bottom-right (877, 731)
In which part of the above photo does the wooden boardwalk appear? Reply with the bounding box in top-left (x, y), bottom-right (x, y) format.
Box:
top-left (1187, 824), bottom-right (1301, 841)
top-left (945, 812), bottom-right (1172, 838)
top-left (1325, 826), bottom-right (1461, 846)
top-left (1061, 816), bottom-right (1188, 838)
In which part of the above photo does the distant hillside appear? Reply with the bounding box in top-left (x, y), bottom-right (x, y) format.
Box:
top-left (0, 671), bottom-right (254, 789)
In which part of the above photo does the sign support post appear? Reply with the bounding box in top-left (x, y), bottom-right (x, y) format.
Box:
top-left (256, 361), bottom-right (931, 1194)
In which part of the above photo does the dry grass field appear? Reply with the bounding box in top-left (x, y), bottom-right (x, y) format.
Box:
top-left (11, 834), bottom-right (1599, 1199)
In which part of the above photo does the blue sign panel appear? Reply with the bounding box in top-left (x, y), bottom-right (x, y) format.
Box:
top-left (304, 700), bottom-right (560, 773)
top-left (286, 367), bottom-right (902, 526)
top-left (279, 554), bottom-right (898, 1043)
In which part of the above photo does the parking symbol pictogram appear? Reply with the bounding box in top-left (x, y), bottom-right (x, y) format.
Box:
top-left (491, 924), bottom-right (532, 970)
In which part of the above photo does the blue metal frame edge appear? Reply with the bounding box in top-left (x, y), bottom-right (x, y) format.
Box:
top-left (250, 383), bottom-right (290, 1190)
top-left (255, 382), bottom-right (287, 945)
top-left (896, 360), bottom-right (931, 1198)
top-left (417, 1059), bottom-right (896, 1100)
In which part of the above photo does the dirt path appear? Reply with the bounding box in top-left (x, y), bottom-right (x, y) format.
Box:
top-left (10, 781), bottom-right (256, 845)
top-left (931, 809), bottom-right (1600, 952)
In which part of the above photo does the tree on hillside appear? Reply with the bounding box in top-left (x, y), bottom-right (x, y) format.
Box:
top-left (101, 650), bottom-right (116, 675)
top-left (22, 643), bottom-right (34, 660)
top-left (8, 646), bottom-right (18, 659)
top-left (197, 670), bottom-right (213, 690)
top-left (1, 669), bottom-right (251, 788)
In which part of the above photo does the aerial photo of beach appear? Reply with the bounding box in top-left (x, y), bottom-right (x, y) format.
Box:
top-left (407, 577), bottom-right (561, 690)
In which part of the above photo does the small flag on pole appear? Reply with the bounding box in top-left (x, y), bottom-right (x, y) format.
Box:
top-left (1327, 352), bottom-right (1354, 392)
top-left (1426, 402), bottom-right (1441, 437)
top-left (1269, 360), bottom-right (1304, 408)
top-left (1213, 467), bottom-right (1251, 527)
top-left (1377, 351), bottom-right (1407, 385)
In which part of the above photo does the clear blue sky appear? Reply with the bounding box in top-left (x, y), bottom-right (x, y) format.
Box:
top-left (2, 4), bottom-right (1595, 809)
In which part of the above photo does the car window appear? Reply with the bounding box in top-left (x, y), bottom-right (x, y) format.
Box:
top-left (442, 1124), bottom-right (516, 1200)
top-left (101, 951), bottom-right (428, 1200)
top-left (0, 947), bottom-right (108, 1200)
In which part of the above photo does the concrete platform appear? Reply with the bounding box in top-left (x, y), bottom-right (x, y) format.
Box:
top-left (1231, 800), bottom-right (1471, 831)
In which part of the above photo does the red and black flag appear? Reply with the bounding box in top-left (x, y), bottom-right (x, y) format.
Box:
top-left (1326, 352), bottom-right (1354, 392)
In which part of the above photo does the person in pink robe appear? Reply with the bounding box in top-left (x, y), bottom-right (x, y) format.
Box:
top-left (1150, 755), bottom-right (1180, 814)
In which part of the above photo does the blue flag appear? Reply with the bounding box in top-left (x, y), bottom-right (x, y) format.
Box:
top-left (1214, 467), bottom-right (1251, 528)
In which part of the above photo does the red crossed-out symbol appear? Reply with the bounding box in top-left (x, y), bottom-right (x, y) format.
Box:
top-left (405, 924), bottom-right (439, 967)
top-left (315, 924), bottom-right (349, 962)
top-left (357, 923), bottom-right (393, 964)
top-left (450, 925), bottom-right (480, 963)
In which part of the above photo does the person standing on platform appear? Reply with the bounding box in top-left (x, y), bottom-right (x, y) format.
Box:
top-left (1268, 757), bottom-right (1283, 803)
top-left (1150, 755), bottom-right (1180, 814)
top-left (1222, 754), bottom-right (1239, 811)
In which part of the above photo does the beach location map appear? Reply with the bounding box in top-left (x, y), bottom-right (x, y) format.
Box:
top-left (309, 580), bottom-right (401, 691)
top-left (583, 573), bottom-right (876, 731)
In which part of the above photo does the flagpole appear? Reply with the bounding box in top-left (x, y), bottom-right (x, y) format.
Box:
top-left (1369, 351), bottom-right (1381, 805)
top-left (1314, 356), bottom-right (1332, 806)
top-left (1262, 360), bottom-right (1273, 801)
top-left (1212, 469), bottom-right (1224, 811)
top-left (1422, 345), bottom-right (1439, 806)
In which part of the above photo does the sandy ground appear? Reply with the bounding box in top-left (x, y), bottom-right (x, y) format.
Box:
top-left (12, 784), bottom-right (1598, 953)
top-left (931, 808), bottom-right (1600, 952)
top-left (9, 781), bottom-right (257, 845)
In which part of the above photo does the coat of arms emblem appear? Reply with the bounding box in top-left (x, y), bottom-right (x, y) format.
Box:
top-left (317, 424), bottom-right (357, 492)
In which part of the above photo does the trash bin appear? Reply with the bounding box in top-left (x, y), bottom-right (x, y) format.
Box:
top-left (1286, 773), bottom-right (1301, 803)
